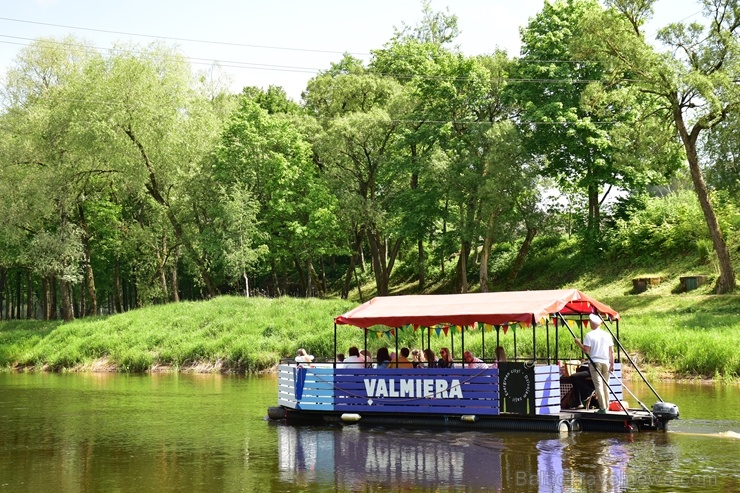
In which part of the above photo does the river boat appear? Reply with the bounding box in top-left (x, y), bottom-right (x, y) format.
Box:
top-left (268, 289), bottom-right (679, 433)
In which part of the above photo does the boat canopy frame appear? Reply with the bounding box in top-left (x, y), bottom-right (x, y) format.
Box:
top-left (332, 288), bottom-right (664, 406)
top-left (333, 288), bottom-right (621, 365)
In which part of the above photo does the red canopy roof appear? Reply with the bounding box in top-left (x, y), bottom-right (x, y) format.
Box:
top-left (334, 289), bottom-right (619, 329)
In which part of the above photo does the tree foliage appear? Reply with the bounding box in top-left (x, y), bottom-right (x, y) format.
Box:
top-left (1, 1), bottom-right (738, 322)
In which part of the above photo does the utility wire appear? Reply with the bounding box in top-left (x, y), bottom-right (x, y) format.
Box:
top-left (0, 16), bottom-right (366, 56)
top-left (0, 36), bottom-right (646, 85)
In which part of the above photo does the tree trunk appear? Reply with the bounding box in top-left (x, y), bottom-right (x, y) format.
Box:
top-left (78, 204), bottom-right (98, 316)
top-left (342, 231), bottom-right (363, 299)
top-left (508, 226), bottom-right (538, 282)
top-left (122, 273), bottom-right (129, 312)
top-left (15, 270), bottom-right (21, 319)
top-left (26, 270), bottom-right (33, 319)
top-left (294, 257), bottom-right (307, 296)
top-left (673, 104), bottom-right (736, 293)
top-left (479, 237), bottom-right (491, 293)
top-left (454, 240), bottom-right (471, 294)
top-left (320, 257), bottom-right (328, 295)
top-left (587, 179), bottom-right (600, 235)
top-left (78, 282), bottom-right (84, 319)
top-left (479, 213), bottom-right (498, 293)
top-left (366, 229), bottom-right (401, 297)
top-left (114, 259), bottom-right (123, 313)
top-left (270, 260), bottom-right (281, 297)
top-left (0, 268), bottom-right (6, 320)
top-left (170, 263), bottom-right (180, 302)
top-left (418, 240), bottom-right (426, 290)
top-left (4, 275), bottom-right (10, 320)
top-left (60, 279), bottom-right (74, 322)
top-left (307, 258), bottom-right (324, 298)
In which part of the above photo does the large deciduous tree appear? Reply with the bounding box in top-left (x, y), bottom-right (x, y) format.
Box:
top-left (305, 57), bottom-right (405, 296)
top-left (581, 0), bottom-right (737, 293)
top-left (215, 94), bottom-right (341, 297)
top-left (83, 42), bottom-right (225, 297)
top-left (514, 0), bottom-right (679, 241)
top-left (1, 36), bottom-right (103, 320)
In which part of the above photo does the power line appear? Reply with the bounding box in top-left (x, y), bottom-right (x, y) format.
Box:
top-left (0, 36), bottom-right (322, 74)
top-left (0, 16), bottom-right (368, 57)
top-left (1, 14), bottom-right (686, 68)
top-left (1, 36), bottom-right (647, 86)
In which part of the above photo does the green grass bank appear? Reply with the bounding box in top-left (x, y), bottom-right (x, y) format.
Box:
top-left (1, 293), bottom-right (739, 380)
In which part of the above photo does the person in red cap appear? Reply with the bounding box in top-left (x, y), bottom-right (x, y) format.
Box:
top-left (574, 314), bottom-right (614, 413)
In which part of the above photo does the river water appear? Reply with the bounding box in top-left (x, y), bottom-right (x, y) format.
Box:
top-left (0, 373), bottom-right (738, 493)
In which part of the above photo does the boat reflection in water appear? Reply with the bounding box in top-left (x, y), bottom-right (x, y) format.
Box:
top-left (277, 424), bottom-right (504, 490)
top-left (276, 424), bottom-right (633, 492)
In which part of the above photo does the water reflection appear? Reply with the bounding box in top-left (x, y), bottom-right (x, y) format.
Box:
top-left (276, 424), bottom-right (687, 492)
top-left (275, 424), bottom-right (640, 492)
top-left (277, 424), bottom-right (505, 490)
top-left (1, 373), bottom-right (739, 493)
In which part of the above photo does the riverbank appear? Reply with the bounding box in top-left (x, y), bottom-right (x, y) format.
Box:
top-left (1, 294), bottom-right (739, 380)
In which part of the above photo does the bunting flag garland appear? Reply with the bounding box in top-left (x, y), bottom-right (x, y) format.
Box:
top-left (485, 323), bottom-right (493, 332)
top-left (581, 319), bottom-right (589, 328)
top-left (502, 324), bottom-right (509, 335)
top-left (442, 326), bottom-right (450, 336)
top-left (435, 327), bottom-right (442, 337)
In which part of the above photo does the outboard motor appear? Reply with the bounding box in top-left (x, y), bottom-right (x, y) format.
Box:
top-left (652, 402), bottom-right (680, 420)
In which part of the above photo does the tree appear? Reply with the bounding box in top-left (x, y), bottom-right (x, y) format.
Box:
top-left (215, 94), bottom-right (342, 297)
top-left (81, 42), bottom-right (226, 297)
top-left (581, 0), bottom-right (737, 293)
top-left (514, 0), bottom-right (679, 240)
top-left (219, 183), bottom-right (267, 297)
top-left (305, 57), bottom-right (406, 296)
top-left (0, 36), bottom-right (104, 320)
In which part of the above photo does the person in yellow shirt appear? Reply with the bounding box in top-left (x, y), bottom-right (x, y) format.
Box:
top-left (390, 347), bottom-right (413, 368)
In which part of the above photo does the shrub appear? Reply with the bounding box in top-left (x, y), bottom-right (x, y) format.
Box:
top-left (610, 191), bottom-right (709, 262)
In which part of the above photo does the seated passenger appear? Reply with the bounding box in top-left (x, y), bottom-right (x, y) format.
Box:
top-left (295, 348), bottom-right (314, 364)
top-left (463, 350), bottom-right (488, 369)
top-left (390, 347), bottom-right (413, 368)
top-left (495, 346), bottom-right (507, 363)
top-left (341, 347), bottom-right (366, 368)
top-left (438, 347), bottom-right (454, 368)
top-left (411, 349), bottom-right (425, 368)
top-left (569, 364), bottom-right (596, 408)
top-left (360, 349), bottom-right (373, 368)
top-left (423, 349), bottom-right (437, 368)
top-left (375, 347), bottom-right (392, 368)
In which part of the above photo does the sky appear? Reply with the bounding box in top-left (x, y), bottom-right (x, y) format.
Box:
top-left (0, 0), bottom-right (705, 102)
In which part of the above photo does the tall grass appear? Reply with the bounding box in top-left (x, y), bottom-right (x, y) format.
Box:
top-left (2, 294), bottom-right (740, 378)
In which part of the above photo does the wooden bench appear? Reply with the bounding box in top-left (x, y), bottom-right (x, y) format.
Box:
top-left (632, 276), bottom-right (662, 293)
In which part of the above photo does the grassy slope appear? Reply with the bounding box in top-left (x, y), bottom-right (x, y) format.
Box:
top-left (1, 242), bottom-right (739, 378)
top-left (1, 290), bottom-right (739, 378)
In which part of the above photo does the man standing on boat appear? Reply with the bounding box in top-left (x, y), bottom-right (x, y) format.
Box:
top-left (574, 314), bottom-right (614, 414)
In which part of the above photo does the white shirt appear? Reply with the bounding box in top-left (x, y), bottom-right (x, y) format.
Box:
top-left (341, 355), bottom-right (366, 368)
top-left (583, 328), bottom-right (613, 365)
